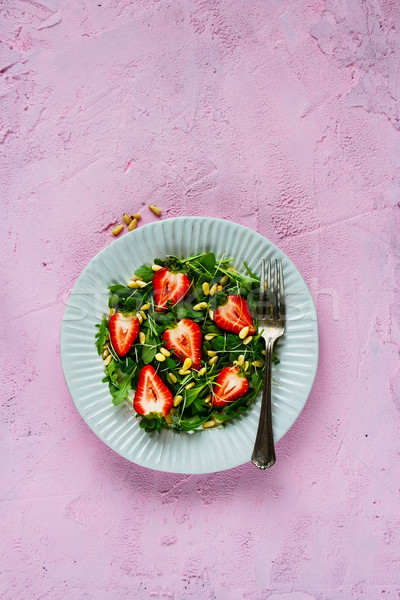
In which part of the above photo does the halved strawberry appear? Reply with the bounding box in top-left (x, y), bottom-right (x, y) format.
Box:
top-left (162, 318), bottom-right (202, 370)
top-left (152, 267), bottom-right (191, 312)
top-left (212, 366), bottom-right (249, 407)
top-left (109, 312), bottom-right (140, 357)
top-left (133, 365), bottom-right (173, 416)
top-left (213, 295), bottom-right (256, 335)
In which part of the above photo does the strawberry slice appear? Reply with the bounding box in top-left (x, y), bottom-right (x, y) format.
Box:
top-left (109, 312), bottom-right (140, 357)
top-left (162, 318), bottom-right (202, 369)
top-left (133, 365), bottom-right (173, 416)
top-left (213, 295), bottom-right (256, 335)
top-left (152, 267), bottom-right (191, 312)
top-left (212, 366), bottom-right (249, 407)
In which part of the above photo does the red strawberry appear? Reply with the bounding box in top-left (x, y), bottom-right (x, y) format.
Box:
top-left (213, 295), bottom-right (256, 335)
top-left (212, 366), bottom-right (249, 407)
top-left (109, 312), bottom-right (140, 357)
top-left (152, 267), bottom-right (191, 312)
top-left (162, 319), bottom-right (202, 369)
top-left (133, 365), bottom-right (173, 417)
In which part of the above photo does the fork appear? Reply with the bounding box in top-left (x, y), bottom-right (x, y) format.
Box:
top-left (251, 259), bottom-right (285, 469)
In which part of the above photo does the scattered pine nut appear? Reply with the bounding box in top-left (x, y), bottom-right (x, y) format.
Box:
top-left (140, 310), bottom-right (147, 320)
top-left (204, 393), bottom-right (212, 404)
top-left (152, 264), bottom-right (163, 271)
top-left (102, 348), bottom-right (109, 358)
top-left (207, 350), bottom-right (216, 357)
top-left (209, 310), bottom-right (214, 320)
top-left (217, 285), bottom-right (223, 291)
top-left (185, 381), bottom-right (195, 390)
top-left (136, 280), bottom-right (147, 288)
top-left (160, 347), bottom-right (171, 357)
top-left (137, 314), bottom-right (143, 324)
top-left (141, 302), bottom-right (151, 310)
top-left (208, 356), bottom-right (218, 366)
top-left (179, 368), bottom-right (191, 376)
top-left (182, 358), bottom-right (192, 371)
top-left (168, 373), bottom-right (177, 384)
top-left (237, 354), bottom-right (245, 366)
top-left (243, 335), bottom-right (253, 345)
top-left (112, 224), bottom-right (124, 236)
top-left (227, 267), bottom-right (237, 273)
top-left (173, 394), bottom-right (183, 407)
top-left (239, 326), bottom-right (249, 340)
top-left (139, 332), bottom-right (146, 344)
top-left (103, 355), bottom-right (112, 366)
top-left (193, 302), bottom-right (208, 311)
top-left (202, 419), bottom-right (216, 429)
top-left (109, 308), bottom-right (116, 316)
top-left (164, 413), bottom-right (172, 425)
top-left (155, 353), bottom-right (166, 362)
top-left (220, 275), bottom-right (229, 286)
top-left (262, 350), bottom-right (266, 355)
top-left (127, 280), bottom-right (139, 288)
top-left (198, 367), bottom-right (206, 377)
top-left (123, 213), bottom-right (132, 225)
top-left (149, 204), bottom-right (161, 216)
top-left (202, 282), bottom-right (210, 296)
top-left (204, 333), bottom-right (217, 341)
top-left (209, 284), bottom-right (218, 296)
top-left (244, 361), bottom-right (249, 372)
top-left (128, 218), bottom-right (137, 231)
top-left (132, 213), bottom-right (141, 220)
top-left (252, 360), bottom-right (264, 368)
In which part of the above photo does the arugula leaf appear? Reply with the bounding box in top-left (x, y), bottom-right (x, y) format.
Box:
top-left (142, 335), bottom-right (157, 364)
top-left (95, 315), bottom-right (108, 355)
top-left (134, 265), bottom-right (154, 282)
top-left (110, 369), bottom-right (136, 406)
top-left (243, 261), bottom-right (259, 280)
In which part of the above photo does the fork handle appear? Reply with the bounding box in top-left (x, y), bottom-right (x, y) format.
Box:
top-left (251, 339), bottom-right (276, 469)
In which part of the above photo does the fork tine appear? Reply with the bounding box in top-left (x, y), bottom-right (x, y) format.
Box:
top-left (279, 260), bottom-right (285, 320)
top-left (272, 259), bottom-right (279, 319)
top-left (266, 259), bottom-right (272, 319)
top-left (259, 259), bottom-right (266, 318)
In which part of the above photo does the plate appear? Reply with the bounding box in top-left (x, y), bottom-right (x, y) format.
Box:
top-left (61, 217), bottom-right (318, 473)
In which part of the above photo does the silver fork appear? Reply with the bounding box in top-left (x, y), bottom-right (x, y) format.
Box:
top-left (251, 259), bottom-right (285, 469)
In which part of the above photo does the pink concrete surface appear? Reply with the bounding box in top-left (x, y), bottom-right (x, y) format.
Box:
top-left (1, 0), bottom-right (400, 598)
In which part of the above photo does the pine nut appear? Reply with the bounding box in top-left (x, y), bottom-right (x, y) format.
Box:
top-left (139, 332), bottom-right (146, 344)
top-left (202, 282), bottom-right (210, 296)
top-left (155, 353), bottom-right (166, 362)
top-left (137, 314), bottom-right (143, 324)
top-left (112, 224), bottom-right (124, 236)
top-left (182, 358), bottom-right (192, 371)
top-left (202, 419), bottom-right (216, 429)
top-left (209, 284), bottom-right (218, 296)
top-left (233, 360), bottom-right (238, 366)
top-left (198, 367), bottom-right (206, 377)
top-left (149, 204), bottom-right (161, 216)
top-left (102, 348), bottom-right (109, 358)
top-left (209, 310), bottom-right (214, 320)
top-left (141, 303), bottom-right (151, 310)
top-left (208, 356), bottom-right (218, 366)
top-left (173, 395), bottom-right (183, 407)
top-left (204, 393), bottom-right (212, 404)
top-left (152, 264), bottom-right (163, 271)
top-left (207, 350), bottom-right (216, 357)
top-left (160, 347), bottom-right (170, 357)
top-left (168, 373), bottom-right (177, 384)
top-left (179, 368), bottom-right (191, 376)
top-left (237, 354), bottom-right (245, 366)
top-left (133, 275), bottom-right (143, 281)
top-left (103, 355), bottom-right (112, 366)
top-left (217, 285), bottom-right (223, 291)
top-left (140, 310), bottom-right (147, 320)
top-left (128, 218), bottom-right (137, 231)
top-left (227, 267), bottom-right (237, 273)
top-left (204, 333), bottom-right (216, 341)
top-left (244, 361), bottom-right (249, 372)
top-left (132, 213), bottom-right (141, 220)
top-left (252, 360), bottom-right (264, 368)
top-left (109, 308), bottom-right (116, 316)
top-left (123, 213), bottom-right (132, 225)
top-left (185, 381), bottom-right (195, 390)
top-left (239, 326), bottom-right (249, 339)
top-left (243, 335), bottom-right (253, 345)
top-left (127, 280), bottom-right (139, 288)
top-left (164, 413), bottom-right (172, 425)
top-left (220, 275), bottom-right (229, 286)
top-left (136, 280), bottom-right (147, 288)
top-left (193, 302), bottom-right (208, 311)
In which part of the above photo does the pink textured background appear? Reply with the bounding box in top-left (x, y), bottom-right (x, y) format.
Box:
top-left (1, 1), bottom-right (400, 598)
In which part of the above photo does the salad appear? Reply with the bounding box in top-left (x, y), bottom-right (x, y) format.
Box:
top-left (95, 252), bottom-right (276, 434)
